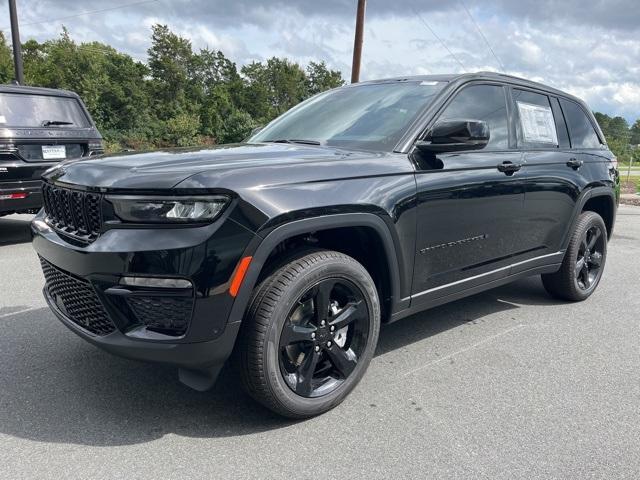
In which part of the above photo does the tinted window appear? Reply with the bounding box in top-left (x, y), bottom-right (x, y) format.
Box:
top-left (559, 98), bottom-right (601, 149)
top-left (513, 89), bottom-right (558, 146)
top-left (251, 81), bottom-right (446, 152)
top-left (0, 93), bottom-right (91, 128)
top-left (438, 85), bottom-right (509, 149)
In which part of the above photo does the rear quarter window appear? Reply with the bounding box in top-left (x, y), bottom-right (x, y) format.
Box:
top-left (558, 98), bottom-right (602, 149)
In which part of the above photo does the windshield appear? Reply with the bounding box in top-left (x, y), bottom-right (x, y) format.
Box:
top-left (0, 93), bottom-right (91, 128)
top-left (250, 81), bottom-right (446, 151)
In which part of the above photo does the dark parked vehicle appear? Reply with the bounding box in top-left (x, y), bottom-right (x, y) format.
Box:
top-left (31, 72), bottom-right (618, 418)
top-left (0, 85), bottom-right (103, 216)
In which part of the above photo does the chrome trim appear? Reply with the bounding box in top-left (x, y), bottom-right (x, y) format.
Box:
top-left (412, 251), bottom-right (564, 299)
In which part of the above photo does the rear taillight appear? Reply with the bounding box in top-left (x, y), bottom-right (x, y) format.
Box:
top-left (0, 192), bottom-right (29, 200)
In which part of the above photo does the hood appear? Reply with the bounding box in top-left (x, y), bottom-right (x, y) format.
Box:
top-left (43, 142), bottom-right (377, 190)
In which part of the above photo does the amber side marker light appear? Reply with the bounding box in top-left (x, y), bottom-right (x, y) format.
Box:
top-left (229, 256), bottom-right (253, 297)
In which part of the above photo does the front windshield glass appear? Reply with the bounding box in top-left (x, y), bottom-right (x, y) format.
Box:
top-left (250, 81), bottom-right (446, 151)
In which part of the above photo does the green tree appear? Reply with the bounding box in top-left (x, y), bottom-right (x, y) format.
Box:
top-left (241, 57), bottom-right (308, 121)
top-left (306, 61), bottom-right (344, 95)
top-left (7, 24), bottom-right (346, 150)
top-left (0, 32), bottom-right (14, 83)
top-left (147, 24), bottom-right (196, 120)
top-left (630, 120), bottom-right (640, 145)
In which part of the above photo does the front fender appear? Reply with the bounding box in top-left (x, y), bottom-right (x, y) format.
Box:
top-left (225, 212), bottom-right (408, 326)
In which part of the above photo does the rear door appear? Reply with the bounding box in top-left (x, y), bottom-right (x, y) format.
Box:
top-left (510, 88), bottom-right (577, 267)
top-left (411, 83), bottom-right (527, 301)
top-left (514, 91), bottom-right (608, 270)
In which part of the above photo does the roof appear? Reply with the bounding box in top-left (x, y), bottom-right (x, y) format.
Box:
top-left (356, 71), bottom-right (583, 105)
top-left (0, 84), bottom-right (80, 98)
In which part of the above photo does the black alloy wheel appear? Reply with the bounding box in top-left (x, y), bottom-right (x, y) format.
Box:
top-left (278, 278), bottom-right (369, 398)
top-left (238, 250), bottom-right (380, 418)
top-left (542, 211), bottom-right (608, 301)
top-left (574, 224), bottom-right (605, 292)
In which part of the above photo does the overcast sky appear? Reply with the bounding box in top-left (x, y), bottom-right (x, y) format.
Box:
top-left (2, 0), bottom-right (639, 122)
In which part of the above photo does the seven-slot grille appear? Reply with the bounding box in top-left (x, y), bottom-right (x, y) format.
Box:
top-left (42, 183), bottom-right (102, 242)
top-left (39, 257), bottom-right (116, 336)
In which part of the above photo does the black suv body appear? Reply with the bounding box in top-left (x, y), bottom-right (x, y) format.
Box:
top-left (32, 73), bottom-right (618, 417)
top-left (1, 85), bottom-right (103, 216)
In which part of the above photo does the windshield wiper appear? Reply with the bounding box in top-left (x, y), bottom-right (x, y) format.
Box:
top-left (41, 120), bottom-right (73, 127)
top-left (265, 139), bottom-right (322, 146)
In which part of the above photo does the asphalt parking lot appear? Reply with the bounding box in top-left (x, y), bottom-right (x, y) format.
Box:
top-left (1, 206), bottom-right (639, 479)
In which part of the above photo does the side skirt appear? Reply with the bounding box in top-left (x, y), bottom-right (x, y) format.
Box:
top-left (389, 262), bottom-right (561, 323)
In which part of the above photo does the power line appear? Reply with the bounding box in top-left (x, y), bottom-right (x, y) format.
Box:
top-left (411, 6), bottom-right (466, 73)
top-left (1, 0), bottom-right (159, 32)
top-left (459, 0), bottom-right (506, 73)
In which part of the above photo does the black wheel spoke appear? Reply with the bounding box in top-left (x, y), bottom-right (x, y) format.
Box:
top-left (575, 257), bottom-right (586, 278)
top-left (329, 300), bottom-right (363, 330)
top-left (325, 345), bottom-right (357, 378)
top-left (582, 265), bottom-right (591, 287)
top-left (280, 323), bottom-right (316, 346)
top-left (587, 228), bottom-right (601, 250)
top-left (295, 349), bottom-right (320, 396)
top-left (313, 281), bottom-right (334, 323)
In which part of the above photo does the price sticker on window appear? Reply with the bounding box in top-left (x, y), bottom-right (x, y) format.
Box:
top-left (517, 101), bottom-right (558, 144)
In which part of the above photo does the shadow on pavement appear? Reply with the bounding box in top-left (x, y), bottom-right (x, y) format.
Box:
top-left (0, 214), bottom-right (34, 246)
top-left (0, 276), bottom-right (559, 446)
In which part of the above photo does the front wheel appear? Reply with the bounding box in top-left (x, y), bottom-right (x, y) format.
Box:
top-left (238, 250), bottom-right (380, 418)
top-left (542, 211), bottom-right (608, 301)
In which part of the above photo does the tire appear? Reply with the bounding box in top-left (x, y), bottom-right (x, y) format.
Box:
top-left (238, 249), bottom-right (380, 419)
top-left (542, 211), bottom-right (608, 301)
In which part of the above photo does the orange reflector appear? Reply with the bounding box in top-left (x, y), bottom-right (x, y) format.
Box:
top-left (229, 256), bottom-right (252, 297)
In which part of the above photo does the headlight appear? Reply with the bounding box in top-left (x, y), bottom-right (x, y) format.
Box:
top-left (106, 195), bottom-right (230, 224)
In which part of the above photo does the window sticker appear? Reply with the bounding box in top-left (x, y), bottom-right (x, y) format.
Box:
top-left (517, 101), bottom-right (558, 144)
top-left (0, 115), bottom-right (6, 124)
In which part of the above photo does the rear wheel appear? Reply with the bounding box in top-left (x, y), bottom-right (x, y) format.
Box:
top-left (238, 250), bottom-right (380, 418)
top-left (542, 211), bottom-right (607, 301)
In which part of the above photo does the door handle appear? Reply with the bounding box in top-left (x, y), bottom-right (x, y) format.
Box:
top-left (567, 158), bottom-right (584, 169)
top-left (497, 161), bottom-right (522, 175)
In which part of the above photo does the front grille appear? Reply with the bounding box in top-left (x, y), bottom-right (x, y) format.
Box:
top-left (42, 183), bottom-right (102, 242)
top-left (127, 296), bottom-right (193, 336)
top-left (40, 257), bottom-right (116, 336)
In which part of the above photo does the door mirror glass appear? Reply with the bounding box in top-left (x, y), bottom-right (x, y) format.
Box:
top-left (415, 119), bottom-right (490, 153)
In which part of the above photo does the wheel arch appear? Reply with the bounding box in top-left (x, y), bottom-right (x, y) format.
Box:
top-left (562, 186), bottom-right (616, 250)
top-left (226, 213), bottom-right (407, 326)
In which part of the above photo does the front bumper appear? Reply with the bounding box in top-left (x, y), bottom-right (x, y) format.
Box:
top-left (31, 209), bottom-right (256, 376)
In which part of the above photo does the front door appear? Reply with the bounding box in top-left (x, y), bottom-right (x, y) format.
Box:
top-left (411, 83), bottom-right (527, 302)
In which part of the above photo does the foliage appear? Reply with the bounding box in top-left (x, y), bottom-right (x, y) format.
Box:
top-left (593, 112), bottom-right (637, 164)
top-left (0, 25), bottom-right (344, 151)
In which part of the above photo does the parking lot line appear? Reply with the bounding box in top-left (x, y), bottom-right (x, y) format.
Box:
top-left (403, 324), bottom-right (527, 377)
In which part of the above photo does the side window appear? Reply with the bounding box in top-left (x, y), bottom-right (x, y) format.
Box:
top-left (559, 98), bottom-right (602, 149)
top-left (512, 89), bottom-right (558, 146)
top-left (438, 84), bottom-right (509, 149)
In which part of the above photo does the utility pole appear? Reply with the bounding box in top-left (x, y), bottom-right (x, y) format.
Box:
top-left (350, 0), bottom-right (366, 84)
top-left (8, 0), bottom-right (24, 85)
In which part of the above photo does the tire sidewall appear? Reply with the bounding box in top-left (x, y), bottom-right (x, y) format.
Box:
top-left (567, 212), bottom-right (608, 300)
top-left (261, 256), bottom-right (380, 417)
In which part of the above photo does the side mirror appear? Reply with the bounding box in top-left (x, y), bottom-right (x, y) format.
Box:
top-left (415, 119), bottom-right (490, 153)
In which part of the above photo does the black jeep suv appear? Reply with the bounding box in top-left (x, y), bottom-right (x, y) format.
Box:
top-left (32, 72), bottom-right (618, 418)
top-left (1, 85), bottom-right (103, 216)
